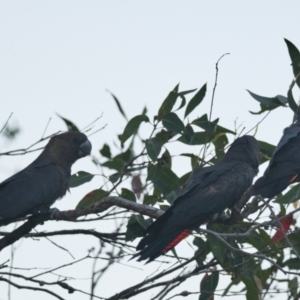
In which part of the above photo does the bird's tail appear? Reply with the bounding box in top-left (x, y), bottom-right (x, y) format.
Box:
top-left (253, 173), bottom-right (300, 199)
top-left (133, 229), bottom-right (191, 263)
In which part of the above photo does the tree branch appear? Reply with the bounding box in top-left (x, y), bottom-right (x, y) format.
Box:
top-left (0, 276), bottom-right (65, 300)
top-left (0, 196), bottom-right (164, 251)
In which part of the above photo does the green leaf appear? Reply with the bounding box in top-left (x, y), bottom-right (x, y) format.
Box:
top-left (199, 272), bottom-right (219, 300)
top-left (285, 38), bottom-right (300, 63)
top-left (275, 183), bottom-right (300, 204)
top-left (289, 276), bottom-right (298, 297)
top-left (126, 165), bottom-right (147, 172)
top-left (165, 187), bottom-right (180, 204)
top-left (109, 172), bottom-right (120, 183)
top-left (176, 95), bottom-right (186, 111)
top-left (107, 91), bottom-right (128, 120)
top-left (193, 236), bottom-right (205, 249)
top-left (69, 171), bottom-right (94, 188)
top-left (115, 146), bottom-right (134, 163)
top-left (255, 267), bottom-right (274, 286)
top-left (239, 275), bottom-right (259, 300)
top-left (283, 233), bottom-right (300, 257)
top-left (185, 83), bottom-right (207, 118)
top-left (193, 237), bottom-right (207, 266)
top-left (175, 88), bottom-right (197, 111)
top-left (206, 223), bottom-right (227, 264)
top-left (215, 124), bottom-right (236, 135)
top-left (121, 115), bottom-right (149, 147)
top-left (250, 104), bottom-right (280, 115)
top-left (160, 148), bottom-right (172, 169)
top-left (121, 188), bottom-right (136, 202)
top-left (178, 88), bottom-right (197, 97)
top-left (181, 124), bottom-right (194, 144)
top-left (162, 113), bottom-right (185, 134)
top-left (179, 171), bottom-right (192, 187)
top-left (155, 130), bottom-right (176, 144)
top-left (257, 140), bottom-right (276, 163)
top-left (146, 137), bottom-right (163, 161)
top-left (76, 189), bottom-right (108, 209)
top-left (247, 91), bottom-right (287, 106)
top-left (157, 84), bottom-right (179, 120)
top-left (287, 81), bottom-right (298, 113)
top-left (100, 144), bottom-right (112, 159)
top-left (57, 114), bottom-right (79, 131)
top-left (141, 106), bottom-right (147, 115)
top-left (283, 258), bottom-right (300, 270)
top-left (192, 114), bottom-right (217, 133)
top-left (160, 166), bottom-right (179, 187)
top-left (180, 153), bottom-right (201, 169)
top-left (248, 91), bottom-right (287, 114)
top-left (159, 204), bottom-right (170, 211)
top-left (192, 114), bottom-right (235, 135)
top-left (191, 155), bottom-right (200, 168)
top-left (284, 39), bottom-right (300, 88)
top-left (213, 133), bottom-right (228, 160)
top-left (144, 195), bottom-right (160, 206)
top-left (246, 228), bottom-right (273, 251)
top-left (125, 215), bottom-right (151, 241)
top-left (147, 163), bottom-right (162, 182)
top-left (102, 158), bottom-right (124, 171)
top-left (181, 152), bottom-right (200, 168)
top-left (178, 131), bottom-right (208, 145)
top-left (147, 164), bottom-right (180, 201)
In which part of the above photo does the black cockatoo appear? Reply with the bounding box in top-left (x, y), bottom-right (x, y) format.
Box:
top-left (0, 132), bottom-right (92, 226)
top-left (253, 108), bottom-right (300, 198)
top-left (134, 135), bottom-right (260, 262)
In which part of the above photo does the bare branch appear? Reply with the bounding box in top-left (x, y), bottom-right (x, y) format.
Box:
top-left (209, 53), bottom-right (230, 122)
top-left (0, 276), bottom-right (65, 300)
top-left (0, 113), bottom-right (13, 134)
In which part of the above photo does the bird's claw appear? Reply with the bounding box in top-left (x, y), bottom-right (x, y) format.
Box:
top-left (233, 204), bottom-right (241, 214)
top-left (49, 208), bottom-right (60, 219)
top-left (218, 212), bottom-right (230, 221)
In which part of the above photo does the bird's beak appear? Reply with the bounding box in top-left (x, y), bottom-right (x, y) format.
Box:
top-left (78, 139), bottom-right (92, 157)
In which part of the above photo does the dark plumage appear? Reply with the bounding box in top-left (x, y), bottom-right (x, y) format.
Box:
top-left (0, 132), bottom-right (92, 226)
top-left (134, 135), bottom-right (260, 263)
top-left (253, 109), bottom-right (300, 198)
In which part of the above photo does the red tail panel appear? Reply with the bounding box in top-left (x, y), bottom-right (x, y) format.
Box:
top-left (161, 229), bottom-right (191, 253)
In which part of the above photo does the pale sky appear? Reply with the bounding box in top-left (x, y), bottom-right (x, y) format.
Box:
top-left (0, 2), bottom-right (299, 299)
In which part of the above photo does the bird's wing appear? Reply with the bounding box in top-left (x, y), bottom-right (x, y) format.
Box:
top-left (261, 127), bottom-right (300, 182)
top-left (139, 162), bottom-right (254, 247)
top-left (169, 161), bottom-right (253, 227)
top-left (0, 160), bottom-right (68, 222)
top-left (270, 125), bottom-right (300, 164)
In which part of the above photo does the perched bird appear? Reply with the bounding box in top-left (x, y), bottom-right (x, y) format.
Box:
top-left (0, 132), bottom-right (92, 226)
top-left (253, 108), bottom-right (300, 198)
top-left (133, 135), bottom-right (260, 263)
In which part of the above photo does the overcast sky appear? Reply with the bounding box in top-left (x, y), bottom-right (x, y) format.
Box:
top-left (0, 2), bottom-right (299, 300)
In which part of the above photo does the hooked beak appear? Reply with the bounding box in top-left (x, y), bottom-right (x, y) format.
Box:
top-left (78, 139), bottom-right (92, 157)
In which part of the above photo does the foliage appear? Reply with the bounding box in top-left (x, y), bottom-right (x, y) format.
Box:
top-left (1, 38), bottom-right (300, 300)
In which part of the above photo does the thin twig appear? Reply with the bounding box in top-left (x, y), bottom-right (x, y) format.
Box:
top-left (209, 53), bottom-right (230, 122)
top-left (0, 113), bottom-right (13, 134)
top-left (0, 276), bottom-right (65, 300)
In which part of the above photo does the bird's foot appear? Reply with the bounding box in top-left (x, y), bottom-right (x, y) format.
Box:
top-left (49, 208), bottom-right (60, 219)
top-left (211, 212), bottom-right (229, 224)
top-left (233, 204), bottom-right (241, 214)
top-left (219, 212), bottom-right (230, 221)
top-left (256, 195), bottom-right (265, 202)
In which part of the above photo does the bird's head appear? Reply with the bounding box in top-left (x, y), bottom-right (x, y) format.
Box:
top-left (224, 135), bottom-right (260, 171)
top-left (44, 132), bottom-right (92, 170)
